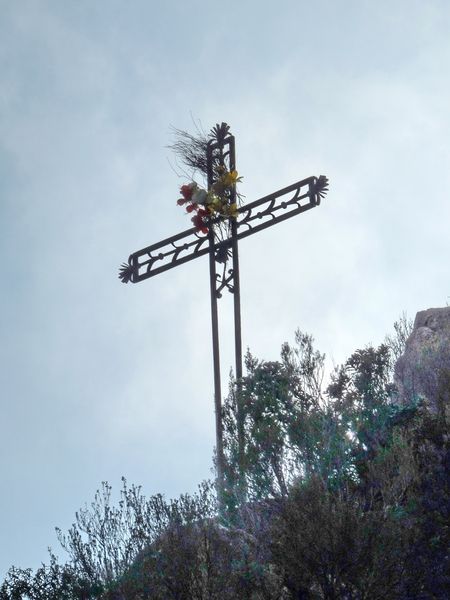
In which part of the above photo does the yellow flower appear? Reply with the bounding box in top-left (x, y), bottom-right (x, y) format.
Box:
top-left (222, 170), bottom-right (242, 187)
top-left (228, 203), bottom-right (238, 218)
top-left (206, 193), bottom-right (222, 211)
top-left (220, 203), bottom-right (238, 218)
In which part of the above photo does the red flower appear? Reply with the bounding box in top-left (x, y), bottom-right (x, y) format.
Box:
top-left (186, 203), bottom-right (198, 213)
top-left (191, 214), bottom-right (203, 228)
top-left (180, 184), bottom-right (194, 200)
top-left (191, 211), bottom-right (209, 234)
top-left (177, 198), bottom-right (187, 206)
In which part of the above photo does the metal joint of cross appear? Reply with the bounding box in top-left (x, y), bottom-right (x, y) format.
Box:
top-left (119, 122), bottom-right (328, 507)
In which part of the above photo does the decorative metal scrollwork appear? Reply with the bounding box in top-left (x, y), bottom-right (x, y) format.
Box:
top-left (235, 175), bottom-right (327, 241)
top-left (118, 174), bottom-right (328, 284)
top-left (119, 227), bottom-right (210, 283)
top-left (215, 268), bottom-right (235, 298)
top-left (215, 239), bottom-right (232, 264)
top-left (206, 123), bottom-right (237, 296)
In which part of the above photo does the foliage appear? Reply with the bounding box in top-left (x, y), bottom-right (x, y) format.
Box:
top-left (384, 310), bottom-right (413, 367)
top-left (0, 553), bottom-right (102, 600)
top-left (1, 315), bottom-right (448, 599)
top-left (223, 328), bottom-right (416, 503)
top-left (116, 504), bottom-right (283, 600)
top-left (222, 331), bottom-right (331, 502)
top-left (399, 408), bottom-right (450, 597)
top-left (56, 479), bottom-right (218, 598)
top-left (271, 475), bottom-right (414, 599)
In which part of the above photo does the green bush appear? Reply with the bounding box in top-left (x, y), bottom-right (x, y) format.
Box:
top-left (2, 316), bottom-right (448, 599)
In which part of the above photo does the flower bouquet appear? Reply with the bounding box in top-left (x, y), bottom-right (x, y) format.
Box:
top-left (177, 167), bottom-right (242, 234)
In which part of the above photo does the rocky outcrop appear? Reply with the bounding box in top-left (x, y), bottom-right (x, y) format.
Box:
top-left (394, 307), bottom-right (450, 414)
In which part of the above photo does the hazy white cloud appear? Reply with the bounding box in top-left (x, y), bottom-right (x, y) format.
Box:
top-left (1, 0), bottom-right (450, 577)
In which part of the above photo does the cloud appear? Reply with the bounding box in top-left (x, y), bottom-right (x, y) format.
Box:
top-left (2, 0), bottom-right (450, 578)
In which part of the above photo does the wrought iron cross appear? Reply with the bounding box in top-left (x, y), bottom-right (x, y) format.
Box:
top-left (119, 123), bottom-right (328, 504)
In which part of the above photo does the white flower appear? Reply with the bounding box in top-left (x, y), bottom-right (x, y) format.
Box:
top-left (192, 188), bottom-right (208, 205)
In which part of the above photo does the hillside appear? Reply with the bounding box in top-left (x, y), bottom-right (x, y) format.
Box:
top-left (1, 309), bottom-right (449, 599)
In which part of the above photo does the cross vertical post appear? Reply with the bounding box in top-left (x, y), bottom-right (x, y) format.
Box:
top-left (230, 216), bottom-right (245, 494)
top-left (206, 125), bottom-right (244, 506)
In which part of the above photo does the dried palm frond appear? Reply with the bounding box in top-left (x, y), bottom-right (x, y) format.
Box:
top-left (168, 127), bottom-right (209, 176)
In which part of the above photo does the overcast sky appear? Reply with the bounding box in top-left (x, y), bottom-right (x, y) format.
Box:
top-left (1, 0), bottom-right (449, 578)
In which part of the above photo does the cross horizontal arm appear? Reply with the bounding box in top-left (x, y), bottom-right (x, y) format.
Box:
top-left (120, 225), bottom-right (210, 283)
top-left (235, 174), bottom-right (327, 242)
top-left (119, 175), bottom-right (328, 284)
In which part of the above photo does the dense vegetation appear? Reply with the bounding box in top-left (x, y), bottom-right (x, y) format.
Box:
top-left (2, 316), bottom-right (448, 599)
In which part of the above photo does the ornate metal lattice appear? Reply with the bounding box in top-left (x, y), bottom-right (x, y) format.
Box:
top-left (119, 174), bottom-right (328, 285)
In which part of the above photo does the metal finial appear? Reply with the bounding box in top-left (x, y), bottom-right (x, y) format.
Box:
top-left (315, 175), bottom-right (329, 200)
top-left (209, 122), bottom-right (231, 144)
top-left (119, 262), bottom-right (134, 283)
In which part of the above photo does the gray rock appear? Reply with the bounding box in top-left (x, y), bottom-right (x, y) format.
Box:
top-left (394, 307), bottom-right (450, 414)
top-left (413, 306), bottom-right (450, 332)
